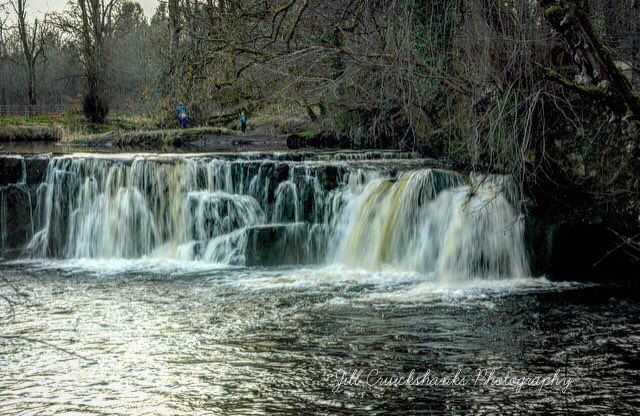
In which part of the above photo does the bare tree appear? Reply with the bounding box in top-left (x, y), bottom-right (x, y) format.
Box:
top-left (54, 0), bottom-right (122, 122)
top-left (9, 0), bottom-right (44, 108)
top-left (0, 5), bottom-right (9, 107)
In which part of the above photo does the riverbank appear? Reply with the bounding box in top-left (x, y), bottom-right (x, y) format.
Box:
top-left (0, 113), bottom-right (299, 152)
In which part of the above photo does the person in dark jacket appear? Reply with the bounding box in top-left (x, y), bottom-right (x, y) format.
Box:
top-left (239, 111), bottom-right (247, 132)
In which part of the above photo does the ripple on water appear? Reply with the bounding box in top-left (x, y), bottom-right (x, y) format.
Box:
top-left (0, 261), bottom-right (637, 415)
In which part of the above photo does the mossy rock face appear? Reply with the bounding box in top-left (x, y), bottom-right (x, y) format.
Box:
top-left (113, 127), bottom-right (236, 148)
top-left (245, 224), bottom-right (321, 266)
top-left (0, 185), bottom-right (33, 257)
top-left (0, 126), bottom-right (61, 142)
top-left (24, 157), bottom-right (49, 185)
top-left (286, 130), bottom-right (342, 149)
top-left (0, 157), bottom-right (23, 184)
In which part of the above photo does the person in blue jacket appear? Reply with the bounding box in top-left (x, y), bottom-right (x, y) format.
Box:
top-left (176, 102), bottom-right (188, 128)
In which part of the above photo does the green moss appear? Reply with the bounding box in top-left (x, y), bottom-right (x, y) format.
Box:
top-left (544, 5), bottom-right (561, 17)
top-left (296, 130), bottom-right (318, 139)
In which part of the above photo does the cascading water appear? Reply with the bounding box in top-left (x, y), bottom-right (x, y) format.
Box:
top-left (18, 153), bottom-right (530, 280)
top-left (331, 171), bottom-right (529, 279)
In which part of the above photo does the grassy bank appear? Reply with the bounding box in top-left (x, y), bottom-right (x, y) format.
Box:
top-left (0, 107), bottom-right (324, 150)
top-left (0, 114), bottom-right (155, 142)
top-left (0, 125), bottom-right (62, 142)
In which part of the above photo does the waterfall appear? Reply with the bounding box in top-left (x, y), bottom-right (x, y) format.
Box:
top-left (331, 171), bottom-right (529, 279)
top-left (16, 153), bottom-right (530, 280)
top-left (273, 181), bottom-right (300, 223)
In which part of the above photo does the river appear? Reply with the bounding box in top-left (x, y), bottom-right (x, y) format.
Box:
top-left (0, 151), bottom-right (638, 414)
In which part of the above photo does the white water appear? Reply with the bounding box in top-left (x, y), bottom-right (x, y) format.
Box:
top-left (23, 154), bottom-right (530, 281)
top-left (331, 171), bottom-right (528, 280)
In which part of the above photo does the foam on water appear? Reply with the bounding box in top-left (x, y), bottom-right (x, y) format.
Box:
top-left (4, 255), bottom-right (587, 312)
top-left (7, 257), bottom-right (233, 276)
top-left (353, 277), bottom-right (585, 303)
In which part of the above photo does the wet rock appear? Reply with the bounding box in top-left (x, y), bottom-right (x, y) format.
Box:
top-left (273, 163), bottom-right (290, 182)
top-left (245, 223), bottom-right (319, 266)
top-left (0, 185), bottom-right (33, 257)
top-left (24, 157), bottom-right (48, 185)
top-left (525, 218), bottom-right (640, 280)
top-left (0, 156), bottom-right (24, 185)
top-left (285, 131), bottom-right (342, 149)
top-left (524, 217), bottom-right (555, 277)
top-left (286, 133), bottom-right (304, 150)
top-left (320, 165), bottom-right (343, 191)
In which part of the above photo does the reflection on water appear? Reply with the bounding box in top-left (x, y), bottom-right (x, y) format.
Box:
top-left (0, 135), bottom-right (288, 154)
top-left (0, 262), bottom-right (638, 415)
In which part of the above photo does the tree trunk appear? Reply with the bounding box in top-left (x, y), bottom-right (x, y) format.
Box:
top-left (632, 0), bottom-right (640, 90)
top-left (76, 0), bottom-right (110, 123)
top-left (27, 61), bottom-right (36, 108)
top-left (83, 70), bottom-right (108, 123)
top-left (168, 0), bottom-right (181, 75)
top-left (13, 0), bottom-right (39, 110)
top-left (539, 0), bottom-right (640, 141)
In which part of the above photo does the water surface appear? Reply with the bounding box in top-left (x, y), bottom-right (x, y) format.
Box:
top-left (1, 261), bottom-right (638, 415)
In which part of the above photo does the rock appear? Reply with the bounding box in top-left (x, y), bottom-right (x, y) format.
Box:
top-left (524, 217), bottom-right (555, 277)
top-left (24, 157), bottom-right (49, 185)
top-left (115, 131), bottom-right (163, 147)
top-left (0, 156), bottom-right (24, 185)
top-left (0, 184), bottom-right (33, 257)
top-left (320, 165), bottom-right (343, 191)
top-left (245, 223), bottom-right (322, 266)
top-left (286, 133), bottom-right (303, 149)
top-left (0, 126), bottom-right (61, 142)
top-left (525, 217), bottom-right (640, 281)
top-left (286, 131), bottom-right (342, 149)
top-left (273, 163), bottom-right (290, 182)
